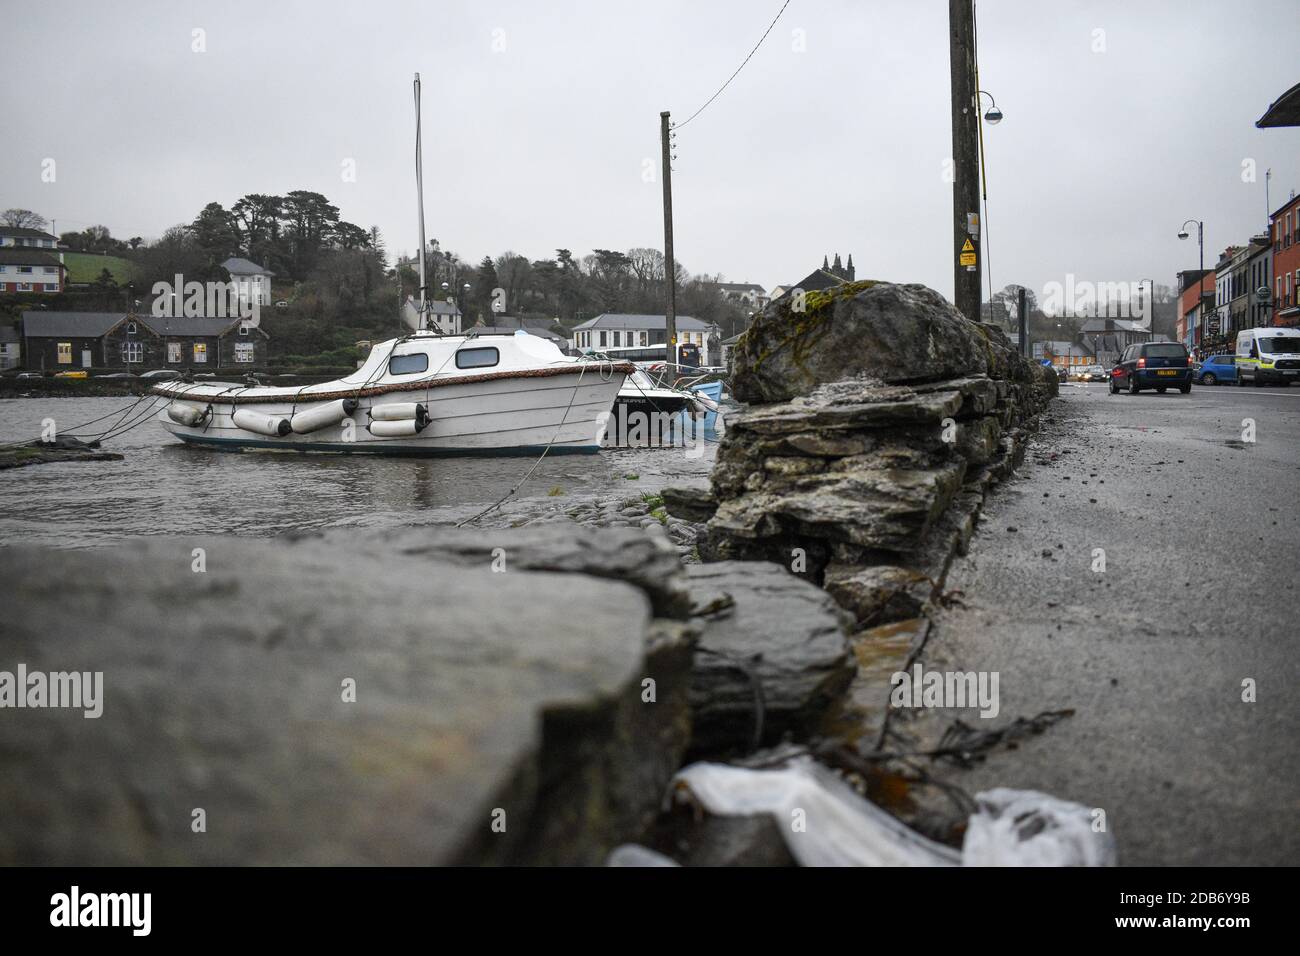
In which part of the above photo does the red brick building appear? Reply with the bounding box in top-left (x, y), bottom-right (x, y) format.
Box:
top-left (1176, 269), bottom-right (1214, 348)
top-left (1272, 193), bottom-right (1300, 327)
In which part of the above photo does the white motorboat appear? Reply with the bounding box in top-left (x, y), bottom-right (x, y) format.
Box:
top-left (152, 330), bottom-right (631, 456)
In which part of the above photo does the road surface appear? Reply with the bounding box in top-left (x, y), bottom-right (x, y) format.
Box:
top-left (921, 381), bottom-right (1300, 865)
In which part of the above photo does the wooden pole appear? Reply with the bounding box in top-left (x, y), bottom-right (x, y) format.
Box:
top-left (949, 0), bottom-right (981, 322)
top-left (660, 111), bottom-right (677, 368)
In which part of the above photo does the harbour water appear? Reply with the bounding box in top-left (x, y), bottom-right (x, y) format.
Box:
top-left (0, 397), bottom-right (717, 549)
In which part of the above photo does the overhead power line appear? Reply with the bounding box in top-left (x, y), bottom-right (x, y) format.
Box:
top-left (673, 0), bottom-right (793, 131)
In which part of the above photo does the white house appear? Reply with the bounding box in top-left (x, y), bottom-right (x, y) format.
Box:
top-left (402, 295), bottom-right (463, 335)
top-left (0, 226), bottom-right (59, 249)
top-left (713, 282), bottom-right (770, 311)
top-left (569, 313), bottom-right (721, 364)
top-left (221, 257), bottom-right (274, 307)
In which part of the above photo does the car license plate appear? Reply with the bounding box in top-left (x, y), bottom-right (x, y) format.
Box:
top-left (1157, 370), bottom-right (1177, 376)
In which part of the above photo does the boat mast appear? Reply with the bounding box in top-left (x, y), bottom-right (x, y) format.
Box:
top-left (414, 72), bottom-right (430, 332)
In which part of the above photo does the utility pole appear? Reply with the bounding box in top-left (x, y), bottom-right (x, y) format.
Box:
top-left (660, 111), bottom-right (677, 369)
top-left (1017, 286), bottom-right (1028, 357)
top-left (949, 0), bottom-right (981, 323)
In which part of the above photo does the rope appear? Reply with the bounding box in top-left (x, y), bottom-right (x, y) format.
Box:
top-left (455, 362), bottom-right (589, 528)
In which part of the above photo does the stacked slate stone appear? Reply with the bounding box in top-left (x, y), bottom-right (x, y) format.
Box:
top-left (696, 280), bottom-right (1057, 630)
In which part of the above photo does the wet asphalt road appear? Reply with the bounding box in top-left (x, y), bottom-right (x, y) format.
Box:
top-left (924, 381), bottom-right (1300, 866)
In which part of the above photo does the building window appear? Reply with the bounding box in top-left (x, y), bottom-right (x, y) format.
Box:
top-left (167, 342), bottom-right (182, 363)
top-left (598, 330), bottom-right (607, 347)
top-left (126, 322), bottom-right (137, 334)
top-left (18, 266), bottom-right (32, 274)
top-left (43, 266), bottom-right (57, 274)
top-left (239, 324), bottom-right (249, 335)
top-left (44, 283), bottom-right (58, 292)
top-left (193, 342), bottom-right (208, 363)
top-left (122, 342), bottom-right (143, 363)
top-left (57, 342), bottom-right (72, 364)
top-left (234, 342), bottom-right (255, 363)
top-left (639, 331), bottom-right (648, 346)
top-left (17, 282), bottom-right (31, 292)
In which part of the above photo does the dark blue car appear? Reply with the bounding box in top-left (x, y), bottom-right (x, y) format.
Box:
top-left (1109, 342), bottom-right (1193, 394)
top-left (1196, 353), bottom-right (1237, 385)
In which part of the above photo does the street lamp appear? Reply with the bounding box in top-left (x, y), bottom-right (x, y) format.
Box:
top-left (978, 90), bottom-right (1002, 125)
top-left (1179, 219), bottom-right (1206, 354)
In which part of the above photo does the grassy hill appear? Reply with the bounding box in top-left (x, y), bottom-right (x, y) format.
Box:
top-left (63, 252), bottom-right (137, 285)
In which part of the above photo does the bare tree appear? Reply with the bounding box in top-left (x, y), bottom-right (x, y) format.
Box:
top-left (2, 208), bottom-right (47, 229)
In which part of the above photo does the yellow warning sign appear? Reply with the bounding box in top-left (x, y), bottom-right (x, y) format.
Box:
top-left (959, 238), bottom-right (976, 266)
top-left (961, 238), bottom-right (975, 252)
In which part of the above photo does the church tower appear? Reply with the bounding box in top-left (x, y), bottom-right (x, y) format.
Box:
top-left (846, 254), bottom-right (855, 281)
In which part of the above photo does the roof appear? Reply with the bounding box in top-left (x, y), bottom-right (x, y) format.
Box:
top-left (714, 282), bottom-right (766, 293)
top-left (1079, 318), bottom-right (1151, 334)
top-left (221, 257), bottom-right (274, 276)
top-left (0, 249), bottom-right (63, 267)
top-left (404, 296), bottom-right (461, 316)
top-left (785, 268), bottom-right (848, 294)
top-left (0, 226), bottom-right (58, 240)
top-left (572, 313), bottom-right (716, 332)
top-left (21, 311), bottom-right (248, 338)
top-left (22, 311), bottom-right (126, 337)
top-left (1256, 81), bottom-right (1300, 128)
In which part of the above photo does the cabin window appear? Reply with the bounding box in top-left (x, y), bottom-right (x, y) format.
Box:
top-left (639, 331), bottom-right (648, 346)
top-left (455, 347), bottom-right (499, 369)
top-left (57, 342), bottom-right (72, 364)
top-left (126, 322), bottom-right (137, 335)
top-left (193, 343), bottom-right (208, 363)
top-left (234, 342), bottom-right (255, 363)
top-left (167, 342), bottom-right (181, 363)
top-left (389, 352), bottom-right (429, 375)
top-left (122, 342), bottom-right (143, 363)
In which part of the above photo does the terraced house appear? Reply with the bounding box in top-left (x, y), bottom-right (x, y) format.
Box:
top-left (0, 226), bottom-right (64, 293)
top-left (20, 311), bottom-right (269, 371)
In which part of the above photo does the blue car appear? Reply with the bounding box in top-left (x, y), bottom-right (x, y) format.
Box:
top-left (1197, 353), bottom-right (1237, 385)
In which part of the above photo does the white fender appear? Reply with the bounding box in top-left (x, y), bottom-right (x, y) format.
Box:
top-left (290, 398), bottom-right (358, 434)
top-left (166, 403), bottom-right (209, 427)
top-left (368, 419), bottom-right (423, 438)
top-left (232, 408), bottom-right (291, 437)
top-left (370, 402), bottom-right (426, 422)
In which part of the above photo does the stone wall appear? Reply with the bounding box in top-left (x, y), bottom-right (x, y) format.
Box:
top-left (692, 280), bottom-right (1057, 629)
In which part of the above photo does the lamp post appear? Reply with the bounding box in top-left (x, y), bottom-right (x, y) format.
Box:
top-left (1179, 219), bottom-right (1205, 356)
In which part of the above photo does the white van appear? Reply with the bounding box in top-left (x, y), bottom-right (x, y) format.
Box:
top-left (1235, 327), bottom-right (1300, 386)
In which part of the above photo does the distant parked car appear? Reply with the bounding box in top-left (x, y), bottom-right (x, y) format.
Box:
top-left (15, 371), bottom-right (43, 380)
top-left (1109, 342), bottom-right (1192, 394)
top-left (96, 371), bottom-right (137, 379)
top-left (53, 371), bottom-right (88, 379)
top-left (1196, 354), bottom-right (1236, 385)
top-left (140, 369), bottom-right (182, 380)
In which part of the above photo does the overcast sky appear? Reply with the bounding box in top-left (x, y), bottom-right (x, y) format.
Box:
top-left (3, 0), bottom-right (1297, 302)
